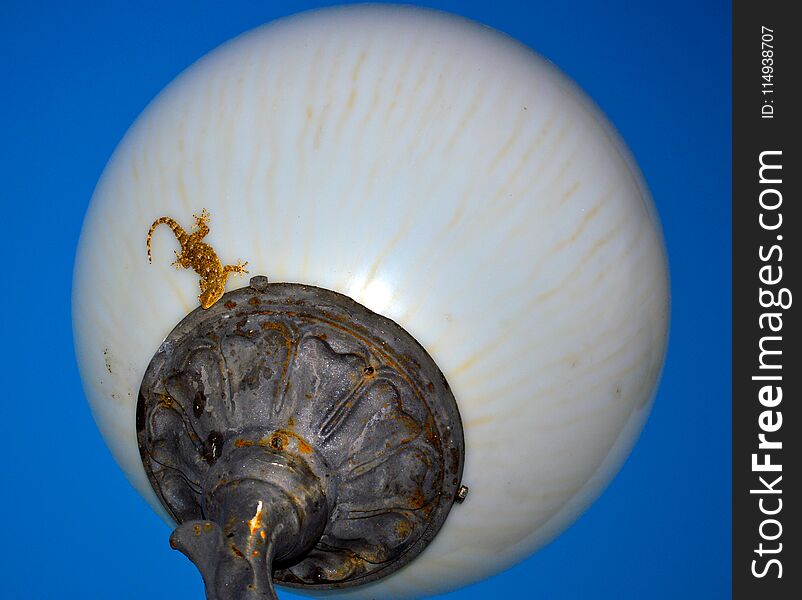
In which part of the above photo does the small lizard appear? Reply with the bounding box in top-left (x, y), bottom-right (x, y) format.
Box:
top-left (147, 209), bottom-right (248, 309)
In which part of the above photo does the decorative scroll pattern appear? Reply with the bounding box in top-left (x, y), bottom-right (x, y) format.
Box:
top-left (137, 280), bottom-right (464, 588)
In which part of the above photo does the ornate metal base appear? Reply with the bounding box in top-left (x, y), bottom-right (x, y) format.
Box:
top-left (137, 277), bottom-right (465, 599)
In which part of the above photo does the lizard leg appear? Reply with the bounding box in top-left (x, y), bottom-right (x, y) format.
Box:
top-left (172, 250), bottom-right (190, 269)
top-left (192, 208), bottom-right (211, 237)
top-left (223, 260), bottom-right (249, 278)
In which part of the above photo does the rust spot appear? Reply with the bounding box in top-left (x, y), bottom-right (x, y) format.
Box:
top-left (287, 416), bottom-right (295, 428)
top-left (393, 518), bottom-right (412, 539)
top-left (426, 382), bottom-right (434, 393)
top-left (449, 446), bottom-right (460, 473)
top-left (224, 301), bottom-right (237, 310)
top-left (397, 412), bottom-right (421, 444)
top-left (231, 545), bottom-right (244, 558)
top-left (423, 414), bottom-right (439, 447)
top-left (248, 501), bottom-right (264, 535)
top-left (316, 550), bottom-right (365, 582)
top-left (408, 488), bottom-right (425, 509)
top-left (252, 550), bottom-right (260, 557)
top-left (262, 429), bottom-right (313, 455)
top-left (204, 522), bottom-right (213, 532)
top-left (194, 524), bottom-right (201, 536)
top-left (249, 296), bottom-right (260, 306)
top-left (297, 438), bottom-right (312, 455)
top-left (234, 439), bottom-right (254, 448)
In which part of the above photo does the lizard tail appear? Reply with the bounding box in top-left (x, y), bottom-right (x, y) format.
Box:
top-left (147, 217), bottom-right (187, 263)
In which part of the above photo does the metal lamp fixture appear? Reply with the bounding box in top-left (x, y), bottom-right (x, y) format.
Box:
top-left (73, 6), bottom-right (669, 599)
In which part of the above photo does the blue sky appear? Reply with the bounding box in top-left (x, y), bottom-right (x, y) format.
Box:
top-left (1, 1), bottom-right (731, 597)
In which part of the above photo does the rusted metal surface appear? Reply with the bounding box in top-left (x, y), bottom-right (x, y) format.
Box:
top-left (137, 276), bottom-right (465, 597)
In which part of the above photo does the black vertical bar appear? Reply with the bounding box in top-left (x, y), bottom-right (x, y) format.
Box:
top-left (733, 1), bottom-right (800, 597)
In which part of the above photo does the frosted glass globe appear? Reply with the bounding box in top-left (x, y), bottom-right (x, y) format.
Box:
top-left (73, 5), bottom-right (668, 598)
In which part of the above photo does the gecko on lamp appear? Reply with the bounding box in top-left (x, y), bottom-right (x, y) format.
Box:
top-left (146, 209), bottom-right (249, 309)
top-left (73, 6), bottom-right (670, 599)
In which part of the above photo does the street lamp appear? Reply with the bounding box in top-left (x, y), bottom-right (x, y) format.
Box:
top-left (73, 6), bottom-right (668, 599)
